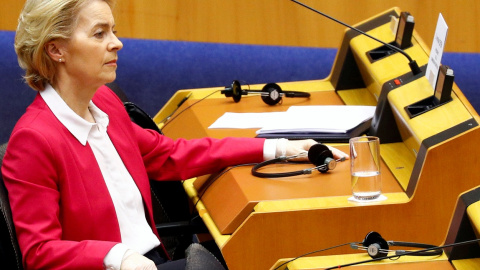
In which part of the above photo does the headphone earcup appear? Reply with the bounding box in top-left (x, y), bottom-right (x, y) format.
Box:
top-left (231, 80), bottom-right (243, 103)
top-left (308, 144), bottom-right (332, 165)
top-left (308, 144), bottom-right (335, 172)
top-left (261, 83), bottom-right (283, 105)
top-left (221, 80), bottom-right (244, 102)
top-left (363, 231), bottom-right (389, 259)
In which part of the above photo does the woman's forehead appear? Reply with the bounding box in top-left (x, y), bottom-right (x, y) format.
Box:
top-left (76, 1), bottom-right (115, 30)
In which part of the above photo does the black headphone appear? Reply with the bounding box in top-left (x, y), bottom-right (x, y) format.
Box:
top-left (351, 231), bottom-right (442, 259)
top-left (221, 80), bottom-right (311, 105)
top-left (251, 144), bottom-right (343, 178)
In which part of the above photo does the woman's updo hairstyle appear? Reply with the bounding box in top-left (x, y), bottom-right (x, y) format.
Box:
top-left (14, 0), bottom-right (114, 91)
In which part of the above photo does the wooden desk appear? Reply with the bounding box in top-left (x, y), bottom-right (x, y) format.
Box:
top-left (270, 256), bottom-right (480, 270)
top-left (161, 84), bottom-right (343, 140)
top-left (270, 186), bottom-right (480, 270)
top-left (190, 116), bottom-right (403, 235)
top-left (160, 89), bottom-right (480, 269)
top-left (154, 7), bottom-right (480, 270)
top-left (270, 253), bottom-right (454, 270)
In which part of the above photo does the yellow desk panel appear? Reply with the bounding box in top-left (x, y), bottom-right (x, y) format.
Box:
top-left (350, 24), bottom-right (430, 99)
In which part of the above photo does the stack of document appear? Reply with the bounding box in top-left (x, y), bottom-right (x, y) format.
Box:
top-left (209, 105), bottom-right (376, 142)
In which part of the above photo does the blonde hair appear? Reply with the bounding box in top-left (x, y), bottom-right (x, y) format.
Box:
top-left (15, 0), bottom-right (115, 91)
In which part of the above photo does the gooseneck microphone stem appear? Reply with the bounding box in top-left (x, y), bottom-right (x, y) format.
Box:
top-left (290, 0), bottom-right (422, 75)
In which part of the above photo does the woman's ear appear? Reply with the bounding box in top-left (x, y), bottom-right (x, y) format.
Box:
top-left (45, 40), bottom-right (65, 63)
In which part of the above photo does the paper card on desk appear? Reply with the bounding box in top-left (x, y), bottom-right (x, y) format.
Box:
top-left (256, 105), bottom-right (376, 135)
top-left (426, 13), bottom-right (448, 89)
top-left (208, 112), bottom-right (287, 129)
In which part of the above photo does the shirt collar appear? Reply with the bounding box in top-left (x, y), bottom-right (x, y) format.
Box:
top-left (40, 84), bottom-right (110, 146)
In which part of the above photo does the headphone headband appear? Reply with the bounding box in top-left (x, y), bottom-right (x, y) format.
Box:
top-left (358, 231), bottom-right (443, 259)
top-left (251, 144), bottom-right (339, 178)
top-left (222, 80), bottom-right (311, 105)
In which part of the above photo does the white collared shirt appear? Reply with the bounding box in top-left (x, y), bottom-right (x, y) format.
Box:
top-left (40, 84), bottom-right (159, 270)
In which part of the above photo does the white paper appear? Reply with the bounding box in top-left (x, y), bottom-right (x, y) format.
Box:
top-left (257, 105), bottom-right (376, 134)
top-left (426, 13), bottom-right (448, 89)
top-left (208, 105), bottom-right (376, 135)
top-left (208, 112), bottom-right (287, 129)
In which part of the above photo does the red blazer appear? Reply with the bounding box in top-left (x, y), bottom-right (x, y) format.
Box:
top-left (1, 86), bottom-right (265, 270)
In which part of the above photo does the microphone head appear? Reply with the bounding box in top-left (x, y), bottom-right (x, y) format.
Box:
top-left (308, 144), bottom-right (334, 172)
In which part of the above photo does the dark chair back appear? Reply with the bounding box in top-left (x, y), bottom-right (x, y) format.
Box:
top-left (107, 83), bottom-right (207, 260)
top-left (0, 143), bottom-right (24, 269)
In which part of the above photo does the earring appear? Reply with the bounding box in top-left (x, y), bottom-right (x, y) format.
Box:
top-left (58, 58), bottom-right (63, 62)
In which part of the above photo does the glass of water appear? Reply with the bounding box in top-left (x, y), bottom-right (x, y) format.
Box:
top-left (349, 136), bottom-right (381, 201)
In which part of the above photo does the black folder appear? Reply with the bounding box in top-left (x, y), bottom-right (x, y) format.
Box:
top-left (255, 119), bottom-right (372, 143)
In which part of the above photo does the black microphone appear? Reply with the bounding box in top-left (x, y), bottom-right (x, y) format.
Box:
top-left (289, 0), bottom-right (422, 76)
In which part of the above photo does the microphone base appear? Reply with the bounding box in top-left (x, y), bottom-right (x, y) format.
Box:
top-left (367, 41), bottom-right (412, 63)
top-left (405, 95), bottom-right (453, 118)
top-left (408, 60), bottom-right (422, 75)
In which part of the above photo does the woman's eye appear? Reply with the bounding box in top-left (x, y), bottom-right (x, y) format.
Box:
top-left (94, 31), bottom-right (104, 38)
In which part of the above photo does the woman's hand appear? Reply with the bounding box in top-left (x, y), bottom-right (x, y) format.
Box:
top-left (281, 139), bottom-right (350, 161)
top-left (120, 251), bottom-right (157, 270)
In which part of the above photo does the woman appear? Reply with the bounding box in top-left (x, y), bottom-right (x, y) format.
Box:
top-left (2, 0), bottom-right (348, 269)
